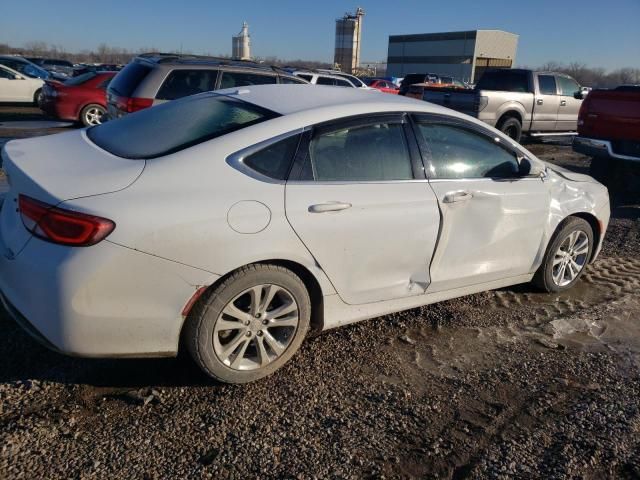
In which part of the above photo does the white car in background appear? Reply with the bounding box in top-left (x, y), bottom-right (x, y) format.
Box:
top-left (0, 85), bottom-right (609, 383)
top-left (292, 70), bottom-right (372, 89)
top-left (0, 64), bottom-right (44, 104)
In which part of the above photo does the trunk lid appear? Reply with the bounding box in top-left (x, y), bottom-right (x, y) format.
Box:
top-left (579, 89), bottom-right (640, 141)
top-left (0, 130), bottom-right (144, 256)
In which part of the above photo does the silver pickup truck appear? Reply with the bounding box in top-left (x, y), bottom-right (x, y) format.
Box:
top-left (407, 69), bottom-right (585, 143)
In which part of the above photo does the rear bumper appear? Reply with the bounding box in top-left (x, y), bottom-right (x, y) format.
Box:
top-left (39, 98), bottom-right (77, 122)
top-left (0, 232), bottom-right (217, 358)
top-left (573, 136), bottom-right (640, 162)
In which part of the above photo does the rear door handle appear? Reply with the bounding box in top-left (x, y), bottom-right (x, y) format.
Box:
top-left (308, 202), bottom-right (352, 213)
top-left (536, 99), bottom-right (544, 105)
top-left (560, 100), bottom-right (567, 106)
top-left (443, 191), bottom-right (473, 203)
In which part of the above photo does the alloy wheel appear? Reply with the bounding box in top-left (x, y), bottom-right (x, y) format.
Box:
top-left (552, 230), bottom-right (589, 287)
top-left (213, 284), bottom-right (299, 371)
top-left (84, 107), bottom-right (105, 126)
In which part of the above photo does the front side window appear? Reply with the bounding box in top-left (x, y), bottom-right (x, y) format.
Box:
top-left (242, 135), bottom-right (300, 180)
top-left (220, 71), bottom-right (277, 89)
top-left (296, 74), bottom-right (313, 82)
top-left (156, 69), bottom-right (219, 100)
top-left (307, 123), bottom-right (413, 181)
top-left (538, 75), bottom-right (557, 95)
top-left (417, 123), bottom-right (519, 179)
top-left (557, 76), bottom-right (580, 96)
top-left (87, 95), bottom-right (278, 159)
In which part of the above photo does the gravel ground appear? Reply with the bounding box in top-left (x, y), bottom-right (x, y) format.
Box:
top-left (1, 109), bottom-right (639, 479)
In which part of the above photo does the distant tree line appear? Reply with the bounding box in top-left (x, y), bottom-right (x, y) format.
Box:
top-left (1, 41), bottom-right (637, 86)
top-left (521, 62), bottom-right (640, 88)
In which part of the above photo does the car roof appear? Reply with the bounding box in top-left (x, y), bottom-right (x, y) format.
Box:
top-left (216, 84), bottom-right (452, 117)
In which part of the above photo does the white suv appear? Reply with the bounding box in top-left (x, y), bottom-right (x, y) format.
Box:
top-left (292, 71), bottom-right (372, 89)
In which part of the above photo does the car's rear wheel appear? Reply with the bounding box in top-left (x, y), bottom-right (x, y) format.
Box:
top-left (80, 104), bottom-right (106, 127)
top-left (533, 217), bottom-right (594, 293)
top-left (498, 117), bottom-right (522, 143)
top-left (184, 264), bottom-right (311, 383)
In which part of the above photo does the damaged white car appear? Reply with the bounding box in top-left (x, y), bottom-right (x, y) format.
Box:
top-left (0, 85), bottom-right (609, 383)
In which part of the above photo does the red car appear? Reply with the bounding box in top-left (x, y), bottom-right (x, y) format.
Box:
top-left (364, 78), bottom-right (399, 94)
top-left (40, 71), bottom-right (116, 126)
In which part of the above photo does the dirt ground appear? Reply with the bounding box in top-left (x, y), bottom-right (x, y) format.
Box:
top-left (0, 107), bottom-right (639, 479)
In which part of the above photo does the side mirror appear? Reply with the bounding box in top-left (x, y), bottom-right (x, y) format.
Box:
top-left (518, 156), bottom-right (545, 177)
top-left (574, 91), bottom-right (584, 100)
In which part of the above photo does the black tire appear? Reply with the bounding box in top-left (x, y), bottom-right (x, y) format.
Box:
top-left (498, 116), bottom-right (522, 143)
top-left (33, 88), bottom-right (43, 107)
top-left (79, 104), bottom-right (106, 127)
top-left (533, 217), bottom-right (594, 293)
top-left (183, 264), bottom-right (311, 383)
top-left (589, 156), bottom-right (611, 185)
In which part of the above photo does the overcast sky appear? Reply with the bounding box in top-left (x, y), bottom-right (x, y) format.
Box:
top-left (2, 0), bottom-right (639, 70)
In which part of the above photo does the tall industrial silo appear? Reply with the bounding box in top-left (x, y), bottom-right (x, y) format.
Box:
top-left (334, 7), bottom-right (364, 74)
top-left (232, 22), bottom-right (251, 61)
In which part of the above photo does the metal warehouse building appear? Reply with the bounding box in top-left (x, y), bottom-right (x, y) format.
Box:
top-left (386, 30), bottom-right (518, 83)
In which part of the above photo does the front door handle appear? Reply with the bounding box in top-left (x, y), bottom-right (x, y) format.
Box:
top-left (308, 202), bottom-right (352, 213)
top-left (443, 191), bottom-right (473, 204)
top-left (560, 100), bottom-right (567, 106)
top-left (537, 98), bottom-right (544, 105)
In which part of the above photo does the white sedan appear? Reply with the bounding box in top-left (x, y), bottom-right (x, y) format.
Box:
top-left (0, 64), bottom-right (44, 104)
top-left (0, 85), bottom-right (609, 383)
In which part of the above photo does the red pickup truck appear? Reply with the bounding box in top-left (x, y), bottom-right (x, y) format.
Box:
top-left (572, 86), bottom-right (640, 191)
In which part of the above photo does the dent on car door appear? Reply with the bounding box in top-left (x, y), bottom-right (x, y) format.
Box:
top-left (285, 115), bottom-right (440, 305)
top-left (412, 115), bottom-right (549, 292)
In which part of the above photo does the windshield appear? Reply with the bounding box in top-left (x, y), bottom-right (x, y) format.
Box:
top-left (65, 72), bottom-right (97, 85)
top-left (87, 93), bottom-right (279, 159)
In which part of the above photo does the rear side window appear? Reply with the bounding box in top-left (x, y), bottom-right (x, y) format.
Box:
top-left (316, 76), bottom-right (336, 86)
top-left (476, 71), bottom-right (529, 93)
top-left (308, 123), bottom-right (413, 181)
top-left (108, 62), bottom-right (152, 96)
top-left (87, 95), bottom-right (278, 159)
top-left (334, 78), bottom-right (352, 88)
top-left (243, 135), bottom-right (300, 180)
top-left (156, 69), bottom-right (219, 100)
top-left (538, 75), bottom-right (557, 95)
top-left (220, 71), bottom-right (277, 89)
top-left (417, 123), bottom-right (519, 179)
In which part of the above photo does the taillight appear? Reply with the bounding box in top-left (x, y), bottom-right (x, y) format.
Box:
top-left (114, 95), bottom-right (153, 113)
top-left (18, 195), bottom-right (115, 247)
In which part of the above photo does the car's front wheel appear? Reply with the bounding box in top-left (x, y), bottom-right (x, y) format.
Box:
top-left (533, 217), bottom-right (594, 293)
top-left (184, 264), bottom-right (311, 383)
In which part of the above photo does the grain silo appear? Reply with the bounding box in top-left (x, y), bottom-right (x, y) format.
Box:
top-left (232, 22), bottom-right (251, 61)
top-left (334, 7), bottom-right (364, 74)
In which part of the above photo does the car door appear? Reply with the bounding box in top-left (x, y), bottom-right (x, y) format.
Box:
top-left (556, 75), bottom-right (583, 132)
top-left (285, 114), bottom-right (441, 305)
top-left (531, 74), bottom-right (560, 131)
top-left (412, 114), bottom-right (549, 292)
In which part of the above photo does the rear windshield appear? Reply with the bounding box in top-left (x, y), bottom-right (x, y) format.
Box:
top-left (65, 72), bottom-right (97, 85)
top-left (87, 94), bottom-right (278, 159)
top-left (108, 62), bottom-right (152, 96)
top-left (476, 70), bottom-right (530, 93)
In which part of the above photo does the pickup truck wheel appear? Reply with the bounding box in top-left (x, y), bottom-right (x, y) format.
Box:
top-left (498, 117), bottom-right (522, 143)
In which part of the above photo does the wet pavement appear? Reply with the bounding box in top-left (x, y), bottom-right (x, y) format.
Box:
top-left (1, 106), bottom-right (639, 479)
